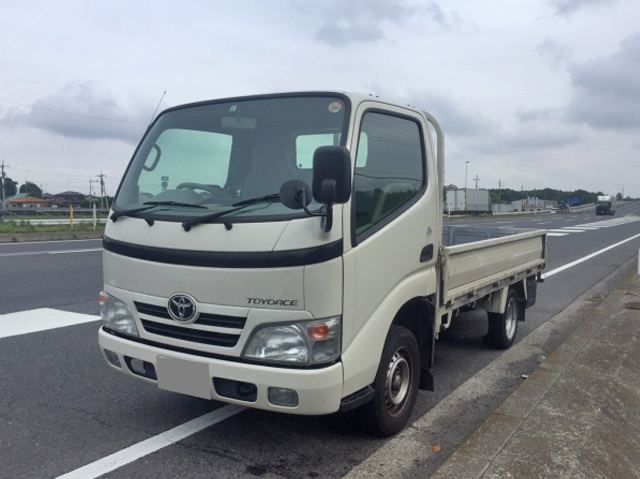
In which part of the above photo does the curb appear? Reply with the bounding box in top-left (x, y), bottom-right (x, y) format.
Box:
top-left (431, 268), bottom-right (639, 478)
top-left (0, 230), bottom-right (104, 243)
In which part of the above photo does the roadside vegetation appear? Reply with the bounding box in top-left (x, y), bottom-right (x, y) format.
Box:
top-left (0, 219), bottom-right (106, 234)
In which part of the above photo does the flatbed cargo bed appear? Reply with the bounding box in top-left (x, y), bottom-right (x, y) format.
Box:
top-left (438, 225), bottom-right (546, 328)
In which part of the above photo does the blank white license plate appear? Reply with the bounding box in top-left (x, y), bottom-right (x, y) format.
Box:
top-left (156, 356), bottom-right (212, 400)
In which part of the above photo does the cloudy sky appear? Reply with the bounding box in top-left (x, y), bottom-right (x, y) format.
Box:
top-left (1, 0), bottom-right (639, 198)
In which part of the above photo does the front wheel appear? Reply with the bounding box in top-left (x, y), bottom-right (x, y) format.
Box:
top-left (356, 325), bottom-right (420, 437)
top-left (483, 288), bottom-right (521, 349)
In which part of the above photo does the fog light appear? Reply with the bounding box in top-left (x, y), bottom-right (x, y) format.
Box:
top-left (104, 349), bottom-right (121, 368)
top-left (268, 387), bottom-right (299, 407)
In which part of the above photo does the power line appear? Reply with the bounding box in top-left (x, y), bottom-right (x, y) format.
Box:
top-left (0, 98), bottom-right (147, 124)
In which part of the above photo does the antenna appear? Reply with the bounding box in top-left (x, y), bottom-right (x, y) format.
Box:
top-left (150, 91), bottom-right (167, 123)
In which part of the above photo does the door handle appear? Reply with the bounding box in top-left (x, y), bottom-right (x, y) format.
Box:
top-left (420, 244), bottom-right (434, 263)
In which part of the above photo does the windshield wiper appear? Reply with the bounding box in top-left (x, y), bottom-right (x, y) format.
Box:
top-left (143, 201), bottom-right (207, 209)
top-left (182, 194), bottom-right (280, 231)
top-left (110, 201), bottom-right (206, 223)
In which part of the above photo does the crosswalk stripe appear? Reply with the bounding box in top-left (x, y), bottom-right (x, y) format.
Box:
top-left (0, 308), bottom-right (100, 339)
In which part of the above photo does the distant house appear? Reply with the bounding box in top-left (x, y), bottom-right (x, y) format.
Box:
top-left (54, 191), bottom-right (85, 206)
top-left (6, 194), bottom-right (51, 209)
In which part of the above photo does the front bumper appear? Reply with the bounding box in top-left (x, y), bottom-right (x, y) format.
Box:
top-left (98, 327), bottom-right (344, 415)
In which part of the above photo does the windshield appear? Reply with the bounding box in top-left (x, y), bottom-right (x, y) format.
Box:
top-left (114, 95), bottom-right (348, 221)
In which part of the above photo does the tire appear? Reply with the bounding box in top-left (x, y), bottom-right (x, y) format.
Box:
top-left (356, 325), bottom-right (420, 437)
top-left (483, 289), bottom-right (521, 349)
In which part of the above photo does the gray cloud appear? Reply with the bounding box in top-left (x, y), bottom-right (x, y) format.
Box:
top-left (498, 129), bottom-right (583, 150)
top-left (565, 33), bottom-right (640, 129)
top-left (1, 81), bottom-right (149, 143)
top-left (307, 0), bottom-right (415, 46)
top-left (427, 2), bottom-right (463, 31)
top-left (300, 0), bottom-right (464, 46)
top-left (536, 38), bottom-right (573, 69)
top-left (316, 22), bottom-right (386, 46)
top-left (406, 90), bottom-right (498, 137)
top-left (548, 0), bottom-right (615, 16)
top-left (516, 108), bottom-right (563, 123)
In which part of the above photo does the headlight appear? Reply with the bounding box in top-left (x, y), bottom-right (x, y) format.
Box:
top-left (100, 291), bottom-right (139, 337)
top-left (242, 316), bottom-right (341, 365)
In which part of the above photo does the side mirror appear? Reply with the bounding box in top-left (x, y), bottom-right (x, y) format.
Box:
top-left (279, 180), bottom-right (312, 210)
top-left (312, 146), bottom-right (351, 205)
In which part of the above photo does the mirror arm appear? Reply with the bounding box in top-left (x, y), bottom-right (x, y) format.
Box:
top-left (300, 189), bottom-right (333, 233)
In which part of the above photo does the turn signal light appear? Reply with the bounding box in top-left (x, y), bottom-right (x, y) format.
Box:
top-left (98, 291), bottom-right (106, 307)
top-left (307, 323), bottom-right (330, 341)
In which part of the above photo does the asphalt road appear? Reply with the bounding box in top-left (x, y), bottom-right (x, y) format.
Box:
top-left (2, 203), bottom-right (640, 479)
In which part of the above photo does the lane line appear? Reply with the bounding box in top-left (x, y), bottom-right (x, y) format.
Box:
top-left (49, 248), bottom-right (103, 254)
top-left (55, 404), bottom-right (245, 479)
top-left (548, 229), bottom-right (583, 234)
top-left (0, 308), bottom-right (100, 339)
top-left (547, 233), bottom-right (569, 237)
top-left (0, 238), bottom-right (103, 247)
top-left (542, 232), bottom-right (640, 279)
top-left (0, 248), bottom-right (102, 258)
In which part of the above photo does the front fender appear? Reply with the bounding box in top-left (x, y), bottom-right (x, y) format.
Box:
top-left (341, 268), bottom-right (436, 397)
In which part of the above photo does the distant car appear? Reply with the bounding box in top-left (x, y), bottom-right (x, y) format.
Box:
top-left (557, 204), bottom-right (570, 213)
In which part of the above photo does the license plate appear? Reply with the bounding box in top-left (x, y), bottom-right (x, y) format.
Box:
top-left (156, 356), bottom-right (212, 400)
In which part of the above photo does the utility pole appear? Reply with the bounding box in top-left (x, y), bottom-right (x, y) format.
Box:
top-left (473, 174), bottom-right (480, 189)
top-left (464, 161), bottom-right (469, 191)
top-left (1, 159), bottom-right (8, 218)
top-left (464, 161), bottom-right (469, 212)
top-left (1, 160), bottom-right (7, 204)
top-left (96, 171), bottom-right (107, 209)
top-left (498, 179), bottom-right (504, 204)
top-left (89, 178), bottom-right (99, 199)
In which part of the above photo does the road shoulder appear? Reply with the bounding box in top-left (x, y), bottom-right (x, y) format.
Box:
top-left (343, 257), bottom-right (638, 479)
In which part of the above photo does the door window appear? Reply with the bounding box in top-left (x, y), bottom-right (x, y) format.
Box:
top-left (353, 112), bottom-right (425, 236)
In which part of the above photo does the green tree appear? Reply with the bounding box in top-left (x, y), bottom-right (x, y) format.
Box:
top-left (1, 176), bottom-right (18, 197)
top-left (19, 181), bottom-right (43, 198)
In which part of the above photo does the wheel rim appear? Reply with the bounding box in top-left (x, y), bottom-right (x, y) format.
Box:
top-left (384, 347), bottom-right (413, 417)
top-left (505, 297), bottom-right (517, 339)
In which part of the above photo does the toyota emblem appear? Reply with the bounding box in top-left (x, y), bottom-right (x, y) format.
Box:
top-left (168, 294), bottom-right (198, 323)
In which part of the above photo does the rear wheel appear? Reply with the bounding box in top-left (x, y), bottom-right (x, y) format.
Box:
top-left (357, 325), bottom-right (420, 437)
top-left (483, 289), bottom-right (521, 349)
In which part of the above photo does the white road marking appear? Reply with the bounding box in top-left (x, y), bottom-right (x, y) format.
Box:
top-left (0, 248), bottom-right (102, 258)
top-left (0, 238), bottom-right (102, 246)
top-left (55, 404), bottom-right (245, 479)
top-left (48, 248), bottom-right (103, 254)
top-left (542, 232), bottom-right (640, 279)
top-left (547, 233), bottom-right (569, 237)
top-left (548, 229), bottom-right (584, 234)
top-left (0, 308), bottom-right (100, 339)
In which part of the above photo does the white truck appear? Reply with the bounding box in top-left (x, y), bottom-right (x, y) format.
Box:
top-left (99, 92), bottom-right (546, 436)
top-left (596, 195), bottom-right (616, 215)
top-left (445, 188), bottom-right (491, 215)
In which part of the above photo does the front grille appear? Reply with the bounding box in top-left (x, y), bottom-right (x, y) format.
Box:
top-left (134, 301), bottom-right (246, 329)
top-left (136, 302), bottom-right (171, 319)
top-left (141, 320), bottom-right (240, 347)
